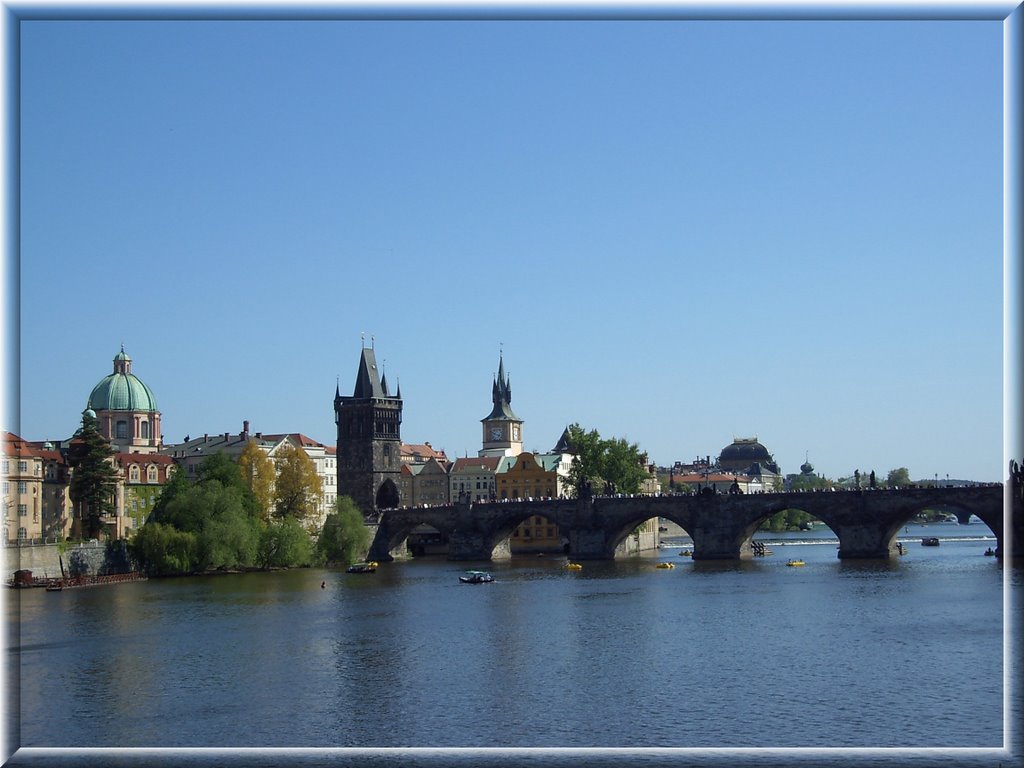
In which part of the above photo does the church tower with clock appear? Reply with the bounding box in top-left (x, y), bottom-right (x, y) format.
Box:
top-left (479, 352), bottom-right (523, 458)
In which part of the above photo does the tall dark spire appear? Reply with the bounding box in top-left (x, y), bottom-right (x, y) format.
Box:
top-left (483, 351), bottom-right (520, 421)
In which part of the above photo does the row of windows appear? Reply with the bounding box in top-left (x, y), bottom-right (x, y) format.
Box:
top-left (2, 460), bottom-right (38, 474)
top-left (127, 466), bottom-right (161, 482)
top-left (114, 420), bottom-right (151, 439)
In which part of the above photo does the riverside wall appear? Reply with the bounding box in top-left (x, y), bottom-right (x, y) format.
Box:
top-left (3, 540), bottom-right (137, 583)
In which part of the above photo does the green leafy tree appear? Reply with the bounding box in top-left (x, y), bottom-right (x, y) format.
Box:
top-left (238, 439), bottom-right (275, 522)
top-left (564, 423), bottom-right (650, 497)
top-left (315, 496), bottom-right (371, 566)
top-left (273, 444), bottom-right (323, 524)
top-left (258, 517), bottom-right (313, 568)
top-left (887, 467), bottom-right (912, 488)
top-left (565, 424), bottom-right (604, 496)
top-left (789, 473), bottom-right (832, 492)
top-left (131, 521), bottom-right (198, 575)
top-left (68, 411), bottom-right (119, 539)
top-left (602, 436), bottom-right (650, 495)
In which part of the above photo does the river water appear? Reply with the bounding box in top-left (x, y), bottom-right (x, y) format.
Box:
top-left (4, 521), bottom-right (1021, 767)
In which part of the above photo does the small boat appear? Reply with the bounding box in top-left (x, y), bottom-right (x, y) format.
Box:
top-left (459, 570), bottom-right (494, 584)
top-left (921, 537), bottom-right (940, 547)
top-left (678, 550), bottom-right (692, 557)
top-left (563, 562), bottom-right (583, 571)
top-left (346, 561), bottom-right (378, 574)
top-left (984, 547), bottom-right (995, 556)
top-left (45, 582), bottom-right (63, 592)
top-left (656, 562), bottom-right (675, 569)
top-left (786, 559), bottom-right (806, 567)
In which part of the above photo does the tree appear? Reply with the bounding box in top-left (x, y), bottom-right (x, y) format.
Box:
top-left (273, 443), bottom-right (323, 524)
top-left (131, 521), bottom-right (198, 576)
top-left (68, 411), bottom-right (119, 539)
top-left (564, 423), bottom-right (650, 498)
top-left (601, 436), bottom-right (650, 495)
top-left (258, 517), bottom-right (313, 569)
top-left (238, 439), bottom-right (275, 521)
top-left (315, 496), bottom-right (371, 566)
top-left (887, 467), bottom-right (912, 488)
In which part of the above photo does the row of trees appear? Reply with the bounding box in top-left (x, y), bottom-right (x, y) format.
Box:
top-left (131, 451), bottom-right (370, 575)
top-left (62, 410), bottom-right (370, 571)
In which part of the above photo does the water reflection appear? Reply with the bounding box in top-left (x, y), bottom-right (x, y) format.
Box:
top-left (11, 542), bottom-right (1011, 753)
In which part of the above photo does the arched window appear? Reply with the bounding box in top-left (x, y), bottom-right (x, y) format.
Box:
top-left (147, 466), bottom-right (157, 482)
top-left (129, 466), bottom-right (140, 482)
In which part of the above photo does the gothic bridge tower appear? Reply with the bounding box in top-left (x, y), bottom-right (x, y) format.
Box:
top-left (334, 343), bottom-right (403, 515)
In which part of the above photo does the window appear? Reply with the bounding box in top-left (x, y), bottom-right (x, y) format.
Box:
top-left (18, 461), bottom-right (27, 472)
top-left (147, 466), bottom-right (157, 482)
top-left (1, 482), bottom-right (7, 494)
top-left (17, 527), bottom-right (26, 540)
top-left (18, 504), bottom-right (27, 517)
top-left (1, 460), bottom-right (7, 473)
top-left (141, 421), bottom-right (149, 439)
top-left (116, 421), bottom-right (128, 439)
top-left (17, 481), bottom-right (26, 494)
top-left (129, 466), bottom-right (140, 482)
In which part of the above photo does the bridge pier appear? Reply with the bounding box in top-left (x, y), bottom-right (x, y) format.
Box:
top-left (447, 530), bottom-right (508, 561)
top-left (835, 523), bottom-right (900, 560)
top-left (567, 528), bottom-right (617, 560)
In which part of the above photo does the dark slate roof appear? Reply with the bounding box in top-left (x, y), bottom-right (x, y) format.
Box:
top-left (481, 352), bottom-right (521, 422)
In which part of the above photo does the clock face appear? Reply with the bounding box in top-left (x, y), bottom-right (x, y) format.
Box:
top-left (490, 427), bottom-right (503, 441)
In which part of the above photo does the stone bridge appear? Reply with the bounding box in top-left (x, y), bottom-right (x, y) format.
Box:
top-left (368, 485), bottom-right (1014, 562)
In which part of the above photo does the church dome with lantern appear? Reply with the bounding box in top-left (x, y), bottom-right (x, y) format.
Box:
top-left (86, 346), bottom-right (162, 453)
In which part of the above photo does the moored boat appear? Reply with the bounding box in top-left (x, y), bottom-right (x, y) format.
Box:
top-left (563, 562), bottom-right (583, 571)
top-left (346, 561), bottom-right (378, 574)
top-left (656, 562), bottom-right (675, 569)
top-left (459, 570), bottom-right (494, 584)
top-left (786, 559), bottom-right (806, 567)
top-left (921, 537), bottom-right (940, 547)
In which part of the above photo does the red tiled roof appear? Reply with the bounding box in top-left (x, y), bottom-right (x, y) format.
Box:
top-left (451, 457), bottom-right (501, 472)
top-left (115, 452), bottom-right (175, 465)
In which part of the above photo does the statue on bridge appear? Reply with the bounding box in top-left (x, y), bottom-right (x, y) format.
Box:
top-left (1012, 459), bottom-right (1023, 501)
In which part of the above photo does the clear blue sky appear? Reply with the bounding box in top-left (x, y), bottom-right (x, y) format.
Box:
top-left (13, 17), bottom-right (1004, 482)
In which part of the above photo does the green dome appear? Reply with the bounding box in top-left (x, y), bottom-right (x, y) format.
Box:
top-left (87, 348), bottom-right (158, 412)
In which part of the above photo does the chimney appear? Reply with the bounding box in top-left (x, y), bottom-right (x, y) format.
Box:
top-left (204, 434), bottom-right (209, 443)
top-left (242, 420), bottom-right (250, 439)
top-left (224, 432), bottom-right (230, 442)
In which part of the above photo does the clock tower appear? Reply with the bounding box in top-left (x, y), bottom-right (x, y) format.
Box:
top-left (479, 352), bottom-right (523, 458)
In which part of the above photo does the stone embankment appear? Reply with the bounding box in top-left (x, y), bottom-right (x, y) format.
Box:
top-left (4, 540), bottom-right (138, 584)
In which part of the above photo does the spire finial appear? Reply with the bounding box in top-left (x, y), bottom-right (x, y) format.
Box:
top-left (361, 331), bottom-right (365, 347)
top-left (371, 335), bottom-right (375, 350)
